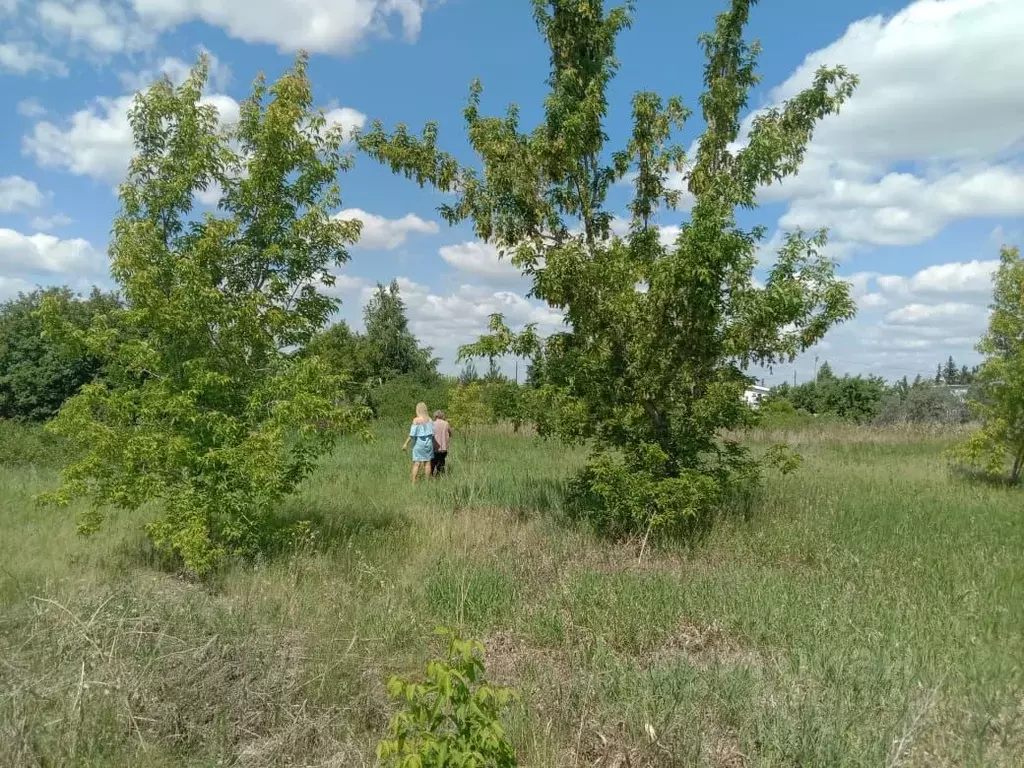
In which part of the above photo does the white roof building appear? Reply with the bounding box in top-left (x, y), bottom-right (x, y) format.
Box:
top-left (743, 384), bottom-right (770, 408)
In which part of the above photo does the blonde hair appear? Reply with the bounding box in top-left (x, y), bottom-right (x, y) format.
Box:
top-left (415, 402), bottom-right (429, 421)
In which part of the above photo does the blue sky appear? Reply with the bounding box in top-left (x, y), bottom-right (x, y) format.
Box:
top-left (1, 0), bottom-right (1022, 383)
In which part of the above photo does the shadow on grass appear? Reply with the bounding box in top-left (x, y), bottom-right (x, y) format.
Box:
top-left (262, 498), bottom-right (414, 556)
top-left (432, 472), bottom-right (572, 520)
top-left (105, 498), bottom-right (414, 584)
top-left (557, 475), bottom-right (765, 552)
top-left (950, 465), bottom-right (1021, 489)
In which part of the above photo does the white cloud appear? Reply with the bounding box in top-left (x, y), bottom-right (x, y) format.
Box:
top-left (777, 166), bottom-right (1024, 246)
top-left (331, 276), bottom-right (565, 372)
top-left (771, 0), bottom-right (1024, 165)
top-left (439, 241), bottom-right (522, 282)
top-left (884, 301), bottom-right (985, 326)
top-left (766, 257), bottom-right (999, 382)
top-left (23, 94), bottom-right (137, 183)
top-left (0, 229), bottom-right (107, 278)
top-left (0, 41), bottom-right (68, 76)
top-left (24, 85), bottom-right (357, 189)
top-left (16, 98), bottom-right (47, 118)
top-left (859, 292), bottom-right (887, 309)
top-left (608, 215), bottom-right (685, 248)
top-left (755, 228), bottom-right (860, 267)
top-left (320, 271), bottom-right (372, 300)
top-left (875, 259), bottom-right (999, 298)
top-left (844, 260), bottom-right (999, 316)
top-left (29, 213), bottom-right (74, 231)
top-left (37, 0), bottom-right (155, 55)
top-left (0, 276), bottom-right (36, 302)
top-left (334, 208), bottom-right (438, 250)
top-left (324, 107), bottom-right (367, 141)
top-left (130, 0), bottom-right (433, 54)
top-left (388, 277), bottom-right (564, 367)
top-left (119, 48), bottom-right (231, 92)
top-left (734, 0), bottom-right (1024, 250)
top-left (0, 176), bottom-right (45, 213)
top-left (23, 92), bottom-right (241, 185)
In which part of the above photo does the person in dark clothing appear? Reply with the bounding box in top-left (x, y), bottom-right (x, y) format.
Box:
top-left (430, 410), bottom-right (451, 476)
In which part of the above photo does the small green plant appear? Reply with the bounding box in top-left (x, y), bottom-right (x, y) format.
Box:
top-left (447, 383), bottom-right (492, 432)
top-left (377, 630), bottom-right (518, 768)
top-left (764, 443), bottom-right (803, 475)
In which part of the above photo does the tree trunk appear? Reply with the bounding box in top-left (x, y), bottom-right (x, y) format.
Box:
top-left (1011, 447), bottom-right (1024, 485)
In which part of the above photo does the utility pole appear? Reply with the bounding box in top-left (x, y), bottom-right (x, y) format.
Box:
top-left (814, 355), bottom-right (819, 382)
top-left (793, 369), bottom-right (797, 387)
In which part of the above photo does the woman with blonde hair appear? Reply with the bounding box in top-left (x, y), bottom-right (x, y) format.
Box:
top-left (401, 402), bottom-right (434, 484)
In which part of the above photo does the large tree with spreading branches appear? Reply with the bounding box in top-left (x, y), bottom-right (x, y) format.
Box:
top-left (359, 0), bottom-right (858, 537)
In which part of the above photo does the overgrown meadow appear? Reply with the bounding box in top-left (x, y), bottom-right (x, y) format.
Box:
top-left (3, 0), bottom-right (1022, 764)
top-left (2, 419), bottom-right (1021, 767)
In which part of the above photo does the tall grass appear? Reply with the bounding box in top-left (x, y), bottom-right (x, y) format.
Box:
top-left (1, 421), bottom-right (1021, 766)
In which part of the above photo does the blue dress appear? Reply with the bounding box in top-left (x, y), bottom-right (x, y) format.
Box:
top-left (409, 421), bottom-right (435, 462)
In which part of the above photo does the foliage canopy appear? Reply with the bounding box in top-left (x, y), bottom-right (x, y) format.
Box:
top-left (41, 55), bottom-right (367, 573)
top-left (0, 287), bottom-right (120, 422)
top-left (360, 0), bottom-right (858, 536)
top-left (362, 279), bottom-right (440, 384)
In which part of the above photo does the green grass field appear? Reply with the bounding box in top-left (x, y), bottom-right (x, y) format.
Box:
top-left (1, 422), bottom-right (1021, 766)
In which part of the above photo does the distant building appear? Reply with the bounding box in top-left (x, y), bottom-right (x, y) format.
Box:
top-left (743, 384), bottom-right (770, 409)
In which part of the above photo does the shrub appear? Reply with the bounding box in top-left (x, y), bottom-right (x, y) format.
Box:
top-left (566, 447), bottom-right (727, 540)
top-left (876, 385), bottom-right (970, 426)
top-left (757, 397), bottom-right (817, 429)
top-left (377, 630), bottom-right (518, 767)
top-left (950, 246), bottom-right (1024, 482)
top-left (369, 373), bottom-right (455, 422)
top-left (446, 382), bottom-right (492, 431)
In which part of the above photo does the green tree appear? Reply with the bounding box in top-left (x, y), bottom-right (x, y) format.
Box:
top-left (457, 314), bottom-right (541, 429)
top-left (40, 55), bottom-right (367, 574)
top-left (359, 0), bottom-right (857, 537)
top-left (457, 314), bottom-right (541, 379)
top-left (457, 360), bottom-right (480, 385)
top-left (363, 279), bottom-right (438, 383)
top-left (894, 375), bottom-right (910, 402)
top-left (0, 287), bottom-right (120, 421)
top-left (304, 320), bottom-right (370, 382)
top-left (819, 375), bottom-right (886, 423)
top-left (816, 361), bottom-right (835, 381)
top-left (952, 246), bottom-right (1024, 482)
top-left (944, 355), bottom-right (959, 385)
top-left (778, 373), bottom-right (884, 423)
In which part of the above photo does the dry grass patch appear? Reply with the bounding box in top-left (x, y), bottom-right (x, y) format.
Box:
top-left (654, 619), bottom-right (767, 671)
